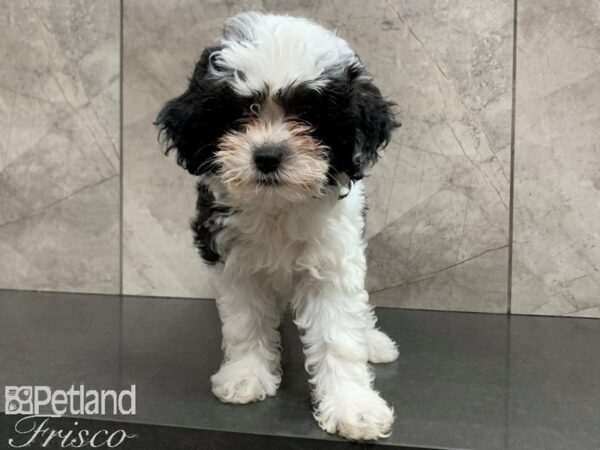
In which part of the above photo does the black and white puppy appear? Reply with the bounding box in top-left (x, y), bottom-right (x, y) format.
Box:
top-left (157, 12), bottom-right (400, 441)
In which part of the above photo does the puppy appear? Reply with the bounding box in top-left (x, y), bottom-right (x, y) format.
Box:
top-left (156, 12), bottom-right (400, 441)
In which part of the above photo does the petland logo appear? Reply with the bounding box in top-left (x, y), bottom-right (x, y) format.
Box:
top-left (4, 385), bottom-right (137, 448)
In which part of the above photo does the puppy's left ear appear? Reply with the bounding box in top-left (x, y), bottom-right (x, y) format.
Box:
top-left (350, 69), bottom-right (399, 180)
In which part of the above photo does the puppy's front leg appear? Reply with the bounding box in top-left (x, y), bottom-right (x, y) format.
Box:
top-left (293, 279), bottom-right (394, 440)
top-left (211, 276), bottom-right (281, 404)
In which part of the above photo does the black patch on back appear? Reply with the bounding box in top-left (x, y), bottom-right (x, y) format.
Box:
top-left (190, 183), bottom-right (232, 264)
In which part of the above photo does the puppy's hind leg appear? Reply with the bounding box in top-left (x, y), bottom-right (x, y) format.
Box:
top-left (211, 275), bottom-right (282, 404)
top-left (366, 327), bottom-right (399, 364)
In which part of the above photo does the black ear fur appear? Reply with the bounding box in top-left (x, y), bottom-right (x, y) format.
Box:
top-left (155, 46), bottom-right (243, 176)
top-left (349, 66), bottom-right (399, 180)
top-left (155, 89), bottom-right (205, 175)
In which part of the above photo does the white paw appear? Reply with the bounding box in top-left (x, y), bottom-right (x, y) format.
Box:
top-left (211, 358), bottom-right (280, 404)
top-left (315, 386), bottom-right (394, 441)
top-left (367, 329), bottom-right (399, 364)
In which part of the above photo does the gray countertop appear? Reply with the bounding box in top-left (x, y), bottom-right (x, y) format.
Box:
top-left (0, 290), bottom-right (598, 449)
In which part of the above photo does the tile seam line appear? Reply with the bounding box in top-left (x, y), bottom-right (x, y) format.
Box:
top-left (118, 0), bottom-right (124, 390)
top-left (507, 0), bottom-right (518, 316)
top-left (119, 0), bottom-right (124, 297)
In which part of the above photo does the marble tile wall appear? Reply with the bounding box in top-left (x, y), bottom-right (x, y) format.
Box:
top-left (364, 0), bottom-right (513, 312)
top-left (122, 0), bottom-right (513, 312)
top-left (0, 0), bottom-right (120, 293)
top-left (512, 0), bottom-right (600, 318)
top-left (4, 0), bottom-right (598, 316)
top-left (122, 0), bottom-right (239, 298)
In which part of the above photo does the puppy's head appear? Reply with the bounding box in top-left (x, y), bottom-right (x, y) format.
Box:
top-left (157, 12), bottom-right (398, 203)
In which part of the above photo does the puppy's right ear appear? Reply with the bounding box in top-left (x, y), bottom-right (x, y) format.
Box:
top-left (155, 46), bottom-right (222, 175)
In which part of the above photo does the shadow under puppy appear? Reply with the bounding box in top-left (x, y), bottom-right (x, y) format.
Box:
top-left (156, 12), bottom-right (400, 441)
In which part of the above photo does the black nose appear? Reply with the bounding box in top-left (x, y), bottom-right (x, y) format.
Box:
top-left (254, 144), bottom-right (285, 174)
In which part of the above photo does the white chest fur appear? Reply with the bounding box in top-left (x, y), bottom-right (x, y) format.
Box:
top-left (214, 182), bottom-right (367, 293)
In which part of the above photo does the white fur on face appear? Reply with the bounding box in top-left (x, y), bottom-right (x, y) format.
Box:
top-left (207, 12), bottom-right (359, 202)
top-left (216, 100), bottom-right (329, 203)
top-left (210, 12), bottom-right (358, 95)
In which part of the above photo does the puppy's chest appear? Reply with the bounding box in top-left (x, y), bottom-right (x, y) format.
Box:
top-left (227, 208), bottom-right (322, 269)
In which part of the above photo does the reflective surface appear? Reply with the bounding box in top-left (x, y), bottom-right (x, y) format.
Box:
top-left (1, 291), bottom-right (599, 449)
